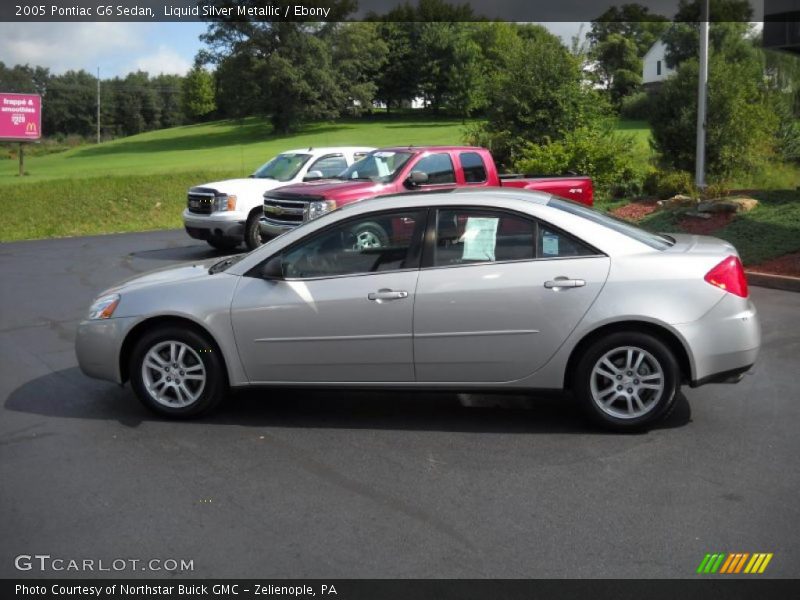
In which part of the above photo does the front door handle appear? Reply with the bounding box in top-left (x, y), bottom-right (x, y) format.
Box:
top-left (544, 277), bottom-right (586, 290)
top-left (368, 289), bottom-right (409, 302)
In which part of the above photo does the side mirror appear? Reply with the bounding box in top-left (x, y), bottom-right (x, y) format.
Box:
top-left (404, 171), bottom-right (428, 188)
top-left (260, 256), bottom-right (284, 280)
top-left (303, 170), bottom-right (324, 182)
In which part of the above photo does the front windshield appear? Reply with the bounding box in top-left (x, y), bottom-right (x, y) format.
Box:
top-left (336, 151), bottom-right (414, 183)
top-left (252, 153), bottom-right (312, 181)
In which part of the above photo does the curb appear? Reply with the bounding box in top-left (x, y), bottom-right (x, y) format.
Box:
top-left (746, 271), bottom-right (800, 293)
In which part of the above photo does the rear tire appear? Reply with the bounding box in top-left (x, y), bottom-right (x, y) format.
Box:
top-left (573, 331), bottom-right (679, 432)
top-left (244, 211), bottom-right (266, 251)
top-left (207, 237), bottom-right (239, 251)
top-left (129, 326), bottom-right (227, 418)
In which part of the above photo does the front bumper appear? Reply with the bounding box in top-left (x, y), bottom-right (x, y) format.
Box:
top-left (259, 217), bottom-right (299, 238)
top-left (75, 316), bottom-right (139, 384)
top-left (674, 296), bottom-right (761, 386)
top-left (183, 209), bottom-right (246, 240)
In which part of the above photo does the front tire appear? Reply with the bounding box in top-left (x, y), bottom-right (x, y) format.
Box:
top-left (129, 326), bottom-right (227, 418)
top-left (244, 211), bottom-right (266, 251)
top-left (573, 331), bottom-right (679, 431)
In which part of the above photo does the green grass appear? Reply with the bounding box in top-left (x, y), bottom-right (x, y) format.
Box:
top-left (0, 115), bottom-right (469, 185)
top-left (0, 171), bottom-right (238, 242)
top-left (632, 190), bottom-right (800, 266)
top-left (0, 114), bottom-right (472, 242)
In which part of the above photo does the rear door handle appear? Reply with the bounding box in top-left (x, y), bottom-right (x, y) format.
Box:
top-left (544, 278), bottom-right (586, 289)
top-left (368, 289), bottom-right (409, 302)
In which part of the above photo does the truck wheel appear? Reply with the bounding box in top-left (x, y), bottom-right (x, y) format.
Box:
top-left (207, 238), bottom-right (239, 251)
top-left (572, 331), bottom-right (679, 432)
top-left (350, 222), bottom-right (388, 250)
top-left (244, 211), bottom-right (266, 251)
top-left (129, 326), bottom-right (227, 418)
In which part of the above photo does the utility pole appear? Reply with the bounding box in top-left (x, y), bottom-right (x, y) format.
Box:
top-left (96, 66), bottom-right (101, 144)
top-left (695, 0), bottom-right (710, 190)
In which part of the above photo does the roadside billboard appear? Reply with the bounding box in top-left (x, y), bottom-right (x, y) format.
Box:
top-left (0, 92), bottom-right (42, 141)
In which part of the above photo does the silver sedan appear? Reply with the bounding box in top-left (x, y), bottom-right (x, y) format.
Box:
top-left (75, 189), bottom-right (760, 430)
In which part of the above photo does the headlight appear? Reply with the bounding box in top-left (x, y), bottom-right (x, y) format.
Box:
top-left (304, 200), bottom-right (337, 221)
top-left (87, 293), bottom-right (120, 320)
top-left (215, 194), bottom-right (237, 211)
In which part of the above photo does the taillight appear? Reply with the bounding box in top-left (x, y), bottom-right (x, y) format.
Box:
top-left (704, 256), bottom-right (748, 298)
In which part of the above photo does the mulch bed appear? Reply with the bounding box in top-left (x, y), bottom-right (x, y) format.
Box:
top-left (677, 212), bottom-right (734, 236)
top-left (748, 251), bottom-right (800, 278)
top-left (611, 200), bottom-right (658, 222)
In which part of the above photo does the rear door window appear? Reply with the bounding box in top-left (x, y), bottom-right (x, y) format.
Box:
top-left (460, 152), bottom-right (487, 184)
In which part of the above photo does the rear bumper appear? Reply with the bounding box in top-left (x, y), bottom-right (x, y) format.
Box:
top-left (673, 296), bottom-right (761, 386)
top-left (183, 209), bottom-right (246, 240)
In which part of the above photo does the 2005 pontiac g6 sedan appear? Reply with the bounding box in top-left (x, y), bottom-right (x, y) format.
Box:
top-left (76, 189), bottom-right (760, 430)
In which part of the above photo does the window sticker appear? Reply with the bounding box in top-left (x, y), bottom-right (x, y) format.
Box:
top-left (542, 233), bottom-right (560, 256)
top-left (462, 217), bottom-right (499, 261)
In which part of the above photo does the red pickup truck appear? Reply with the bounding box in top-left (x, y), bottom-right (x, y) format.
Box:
top-left (259, 146), bottom-right (592, 239)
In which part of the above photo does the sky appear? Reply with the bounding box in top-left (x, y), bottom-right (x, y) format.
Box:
top-left (0, 21), bottom-right (587, 78)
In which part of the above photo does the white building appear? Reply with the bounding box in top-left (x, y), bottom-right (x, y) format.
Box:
top-left (642, 39), bottom-right (676, 88)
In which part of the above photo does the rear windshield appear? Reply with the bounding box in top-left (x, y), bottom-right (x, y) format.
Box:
top-left (548, 197), bottom-right (674, 251)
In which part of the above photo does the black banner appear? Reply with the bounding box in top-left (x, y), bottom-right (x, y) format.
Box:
top-left (0, 0), bottom-right (784, 23)
top-left (4, 579), bottom-right (800, 600)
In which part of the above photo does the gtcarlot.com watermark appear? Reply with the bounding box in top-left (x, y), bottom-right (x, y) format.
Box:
top-left (14, 554), bottom-right (194, 573)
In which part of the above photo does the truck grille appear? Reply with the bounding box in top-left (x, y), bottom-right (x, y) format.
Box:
top-left (187, 188), bottom-right (217, 214)
top-left (262, 193), bottom-right (321, 225)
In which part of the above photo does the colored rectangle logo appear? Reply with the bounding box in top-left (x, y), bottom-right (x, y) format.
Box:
top-left (0, 92), bottom-right (42, 141)
top-left (698, 553), bottom-right (773, 574)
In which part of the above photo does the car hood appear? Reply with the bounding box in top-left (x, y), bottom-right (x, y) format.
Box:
top-left (268, 179), bottom-right (388, 201)
top-left (194, 177), bottom-right (287, 196)
top-left (103, 258), bottom-right (234, 295)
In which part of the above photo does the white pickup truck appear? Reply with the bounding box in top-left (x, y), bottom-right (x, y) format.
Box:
top-left (183, 146), bottom-right (374, 250)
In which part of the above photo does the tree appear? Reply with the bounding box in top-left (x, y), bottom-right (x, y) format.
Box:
top-left (588, 4), bottom-right (669, 102)
top-left (199, 1), bottom-right (356, 132)
top-left (326, 22), bottom-right (388, 115)
top-left (42, 70), bottom-right (96, 137)
top-left (662, 0), bottom-right (754, 68)
top-left (650, 51), bottom-right (778, 179)
top-left (592, 33), bottom-right (642, 103)
top-left (417, 22), bottom-right (484, 116)
top-left (465, 23), bottom-right (609, 167)
top-left (588, 4), bottom-right (670, 57)
top-left (182, 66), bottom-right (216, 121)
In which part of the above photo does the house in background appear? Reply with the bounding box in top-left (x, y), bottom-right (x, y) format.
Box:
top-left (642, 39), bottom-right (676, 90)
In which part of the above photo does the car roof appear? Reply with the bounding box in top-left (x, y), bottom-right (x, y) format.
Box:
top-left (280, 147), bottom-right (375, 154)
top-left (360, 187), bottom-right (552, 208)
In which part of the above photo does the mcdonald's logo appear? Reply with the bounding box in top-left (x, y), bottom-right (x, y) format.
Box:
top-left (697, 552), bottom-right (773, 574)
top-left (25, 122), bottom-right (38, 134)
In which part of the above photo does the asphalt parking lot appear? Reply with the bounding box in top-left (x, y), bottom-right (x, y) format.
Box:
top-left (1, 230), bottom-right (799, 579)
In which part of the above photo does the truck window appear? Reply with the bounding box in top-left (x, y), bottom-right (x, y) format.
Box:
top-left (252, 154), bottom-right (312, 181)
top-left (414, 153), bottom-right (456, 185)
top-left (309, 154), bottom-right (347, 178)
top-left (460, 152), bottom-right (487, 183)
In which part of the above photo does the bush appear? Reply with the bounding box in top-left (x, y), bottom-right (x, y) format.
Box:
top-left (514, 125), bottom-right (645, 199)
top-left (650, 53), bottom-right (778, 180)
top-left (643, 170), bottom-right (697, 199)
top-left (620, 92), bottom-right (652, 121)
